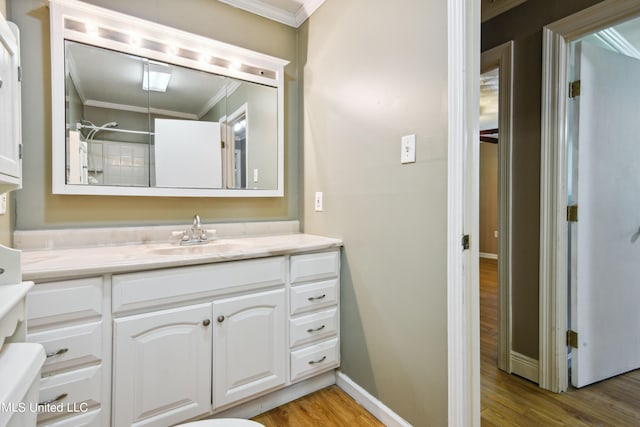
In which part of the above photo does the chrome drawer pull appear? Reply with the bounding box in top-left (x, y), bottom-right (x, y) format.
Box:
top-left (307, 325), bottom-right (326, 333)
top-left (308, 356), bottom-right (327, 365)
top-left (46, 348), bottom-right (69, 358)
top-left (307, 294), bottom-right (326, 301)
top-left (39, 393), bottom-right (68, 406)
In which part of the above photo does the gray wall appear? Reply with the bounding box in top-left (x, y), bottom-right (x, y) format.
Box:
top-left (10, 0), bottom-right (298, 230)
top-left (482, 0), bottom-right (604, 359)
top-left (300, 0), bottom-right (448, 425)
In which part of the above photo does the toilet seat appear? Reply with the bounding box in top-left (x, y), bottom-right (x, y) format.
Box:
top-left (177, 419), bottom-right (264, 427)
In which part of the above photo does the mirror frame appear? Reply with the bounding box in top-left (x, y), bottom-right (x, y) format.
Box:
top-left (49, 0), bottom-right (288, 197)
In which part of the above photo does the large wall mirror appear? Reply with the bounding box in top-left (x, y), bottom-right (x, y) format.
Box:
top-left (50, 0), bottom-right (287, 197)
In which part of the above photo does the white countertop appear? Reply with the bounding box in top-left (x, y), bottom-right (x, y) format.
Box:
top-left (21, 233), bottom-right (343, 281)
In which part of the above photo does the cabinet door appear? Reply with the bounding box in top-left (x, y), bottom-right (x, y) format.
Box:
top-left (113, 303), bottom-right (212, 427)
top-left (213, 288), bottom-right (285, 408)
top-left (0, 17), bottom-right (21, 188)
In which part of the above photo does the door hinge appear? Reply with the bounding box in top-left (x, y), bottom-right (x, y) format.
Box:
top-left (567, 330), bottom-right (579, 348)
top-left (18, 143), bottom-right (23, 159)
top-left (17, 66), bottom-right (22, 82)
top-left (567, 205), bottom-right (578, 222)
top-left (461, 234), bottom-right (470, 250)
top-left (569, 80), bottom-right (581, 98)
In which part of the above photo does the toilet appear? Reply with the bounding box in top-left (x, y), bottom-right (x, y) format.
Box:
top-left (0, 343), bottom-right (46, 427)
top-left (177, 419), bottom-right (264, 427)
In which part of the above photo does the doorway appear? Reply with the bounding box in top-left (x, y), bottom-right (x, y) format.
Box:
top-left (480, 42), bottom-right (515, 377)
top-left (539, 0), bottom-right (640, 392)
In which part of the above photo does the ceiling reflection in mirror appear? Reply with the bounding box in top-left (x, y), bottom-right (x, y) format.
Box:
top-left (64, 41), bottom-right (278, 191)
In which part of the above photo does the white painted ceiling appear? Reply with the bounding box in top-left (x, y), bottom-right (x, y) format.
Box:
top-left (217, 0), bottom-right (326, 27)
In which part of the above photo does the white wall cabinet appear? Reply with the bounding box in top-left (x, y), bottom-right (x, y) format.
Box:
top-left (112, 303), bottom-right (212, 427)
top-left (213, 289), bottom-right (286, 408)
top-left (0, 15), bottom-right (22, 192)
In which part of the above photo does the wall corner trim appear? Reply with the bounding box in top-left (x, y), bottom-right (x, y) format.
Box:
top-left (336, 372), bottom-right (412, 427)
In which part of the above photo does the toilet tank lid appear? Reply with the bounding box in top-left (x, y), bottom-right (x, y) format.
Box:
top-left (0, 343), bottom-right (45, 425)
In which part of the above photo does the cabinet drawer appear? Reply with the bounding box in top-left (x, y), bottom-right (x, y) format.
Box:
top-left (37, 365), bottom-right (101, 424)
top-left (290, 251), bottom-right (340, 285)
top-left (28, 321), bottom-right (102, 376)
top-left (113, 256), bottom-right (286, 313)
top-left (290, 338), bottom-right (339, 382)
top-left (37, 409), bottom-right (102, 427)
top-left (27, 278), bottom-right (102, 329)
top-left (290, 279), bottom-right (338, 315)
top-left (290, 308), bottom-right (338, 348)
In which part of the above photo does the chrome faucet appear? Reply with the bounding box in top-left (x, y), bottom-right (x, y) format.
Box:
top-left (179, 214), bottom-right (208, 245)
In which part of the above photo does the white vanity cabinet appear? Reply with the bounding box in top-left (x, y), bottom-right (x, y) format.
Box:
top-left (289, 251), bottom-right (341, 383)
top-left (0, 14), bottom-right (22, 192)
top-left (213, 289), bottom-right (286, 408)
top-left (23, 240), bottom-right (342, 427)
top-left (112, 303), bottom-right (213, 427)
top-left (25, 277), bottom-right (106, 427)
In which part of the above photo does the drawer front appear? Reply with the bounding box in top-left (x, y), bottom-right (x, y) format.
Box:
top-left (37, 365), bottom-right (101, 424)
top-left (37, 409), bottom-right (102, 427)
top-left (27, 278), bottom-right (102, 329)
top-left (290, 251), bottom-right (340, 285)
top-left (28, 321), bottom-right (102, 376)
top-left (113, 256), bottom-right (286, 313)
top-left (290, 308), bottom-right (338, 348)
top-left (290, 279), bottom-right (338, 315)
top-left (290, 338), bottom-right (339, 382)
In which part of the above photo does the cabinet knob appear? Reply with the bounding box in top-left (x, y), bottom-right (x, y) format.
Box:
top-left (0, 79), bottom-right (3, 89)
top-left (202, 319), bottom-right (211, 327)
top-left (0, 268), bottom-right (4, 275)
top-left (217, 315), bottom-right (225, 323)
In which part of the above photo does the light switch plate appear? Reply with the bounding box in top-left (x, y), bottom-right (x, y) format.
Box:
top-left (401, 134), bottom-right (416, 164)
top-left (0, 193), bottom-right (6, 215)
top-left (315, 191), bottom-right (323, 212)
top-left (253, 168), bottom-right (259, 182)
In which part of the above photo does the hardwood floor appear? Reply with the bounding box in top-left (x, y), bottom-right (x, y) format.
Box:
top-left (480, 257), bottom-right (640, 426)
top-left (252, 385), bottom-right (384, 426)
top-left (251, 258), bottom-right (640, 426)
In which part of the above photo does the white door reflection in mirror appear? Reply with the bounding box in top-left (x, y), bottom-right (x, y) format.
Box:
top-left (154, 119), bottom-right (222, 188)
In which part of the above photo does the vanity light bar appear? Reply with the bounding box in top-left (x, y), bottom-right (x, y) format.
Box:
top-left (62, 17), bottom-right (276, 80)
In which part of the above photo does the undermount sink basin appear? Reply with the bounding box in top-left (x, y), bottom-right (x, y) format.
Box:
top-left (150, 240), bottom-right (247, 256)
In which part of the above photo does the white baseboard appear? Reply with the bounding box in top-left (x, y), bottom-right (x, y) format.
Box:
top-left (212, 371), bottom-right (336, 419)
top-left (510, 351), bottom-right (539, 383)
top-left (479, 252), bottom-right (498, 259)
top-left (336, 372), bottom-right (412, 427)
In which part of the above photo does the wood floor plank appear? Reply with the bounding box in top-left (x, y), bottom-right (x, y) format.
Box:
top-left (252, 385), bottom-right (385, 427)
top-left (250, 258), bottom-right (640, 426)
top-left (480, 257), bottom-right (640, 426)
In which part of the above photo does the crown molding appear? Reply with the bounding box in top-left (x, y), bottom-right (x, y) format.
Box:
top-left (219, 0), bottom-right (325, 28)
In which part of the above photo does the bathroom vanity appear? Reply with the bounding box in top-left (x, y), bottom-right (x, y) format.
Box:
top-left (21, 232), bottom-right (342, 427)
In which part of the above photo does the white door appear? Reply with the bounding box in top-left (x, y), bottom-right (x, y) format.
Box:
top-left (213, 288), bottom-right (285, 408)
top-left (569, 41), bottom-right (640, 388)
top-left (113, 303), bottom-right (212, 426)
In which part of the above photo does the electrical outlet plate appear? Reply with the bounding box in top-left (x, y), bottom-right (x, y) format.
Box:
top-left (401, 134), bottom-right (416, 164)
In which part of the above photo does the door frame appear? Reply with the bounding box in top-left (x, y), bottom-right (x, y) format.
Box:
top-left (481, 41), bottom-right (514, 374)
top-left (448, 0), bottom-right (480, 425)
top-left (539, 0), bottom-right (640, 393)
